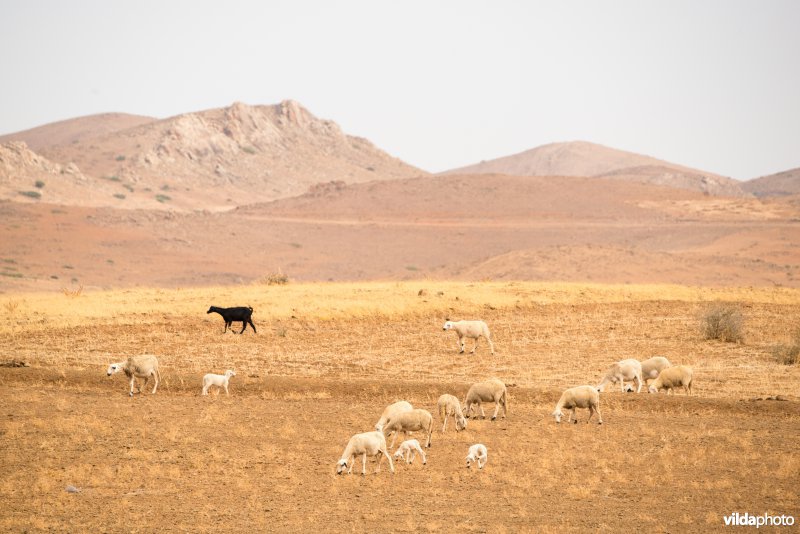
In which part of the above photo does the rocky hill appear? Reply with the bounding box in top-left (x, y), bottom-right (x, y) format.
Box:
top-left (0, 101), bottom-right (425, 211)
top-left (742, 167), bottom-right (800, 197)
top-left (445, 141), bottom-right (747, 196)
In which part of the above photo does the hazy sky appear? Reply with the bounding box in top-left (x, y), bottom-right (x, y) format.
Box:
top-left (1, 1), bottom-right (798, 179)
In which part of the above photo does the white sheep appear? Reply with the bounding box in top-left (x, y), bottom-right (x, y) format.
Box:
top-left (202, 369), bottom-right (236, 396)
top-left (381, 409), bottom-right (434, 449)
top-left (648, 365), bottom-right (693, 395)
top-left (375, 400), bottom-right (413, 432)
top-left (640, 356), bottom-right (672, 384)
top-left (393, 439), bottom-right (427, 465)
top-left (596, 358), bottom-right (643, 393)
top-left (465, 444), bottom-right (488, 469)
top-left (336, 431), bottom-right (394, 476)
top-left (552, 385), bottom-right (603, 424)
top-left (443, 320), bottom-right (495, 355)
top-left (437, 394), bottom-right (467, 432)
top-left (106, 354), bottom-right (160, 397)
top-left (463, 378), bottom-right (508, 420)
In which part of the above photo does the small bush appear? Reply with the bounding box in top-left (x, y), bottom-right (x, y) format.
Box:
top-left (19, 190), bottom-right (41, 199)
top-left (35, 180), bottom-right (45, 188)
top-left (155, 194), bottom-right (171, 203)
top-left (123, 184), bottom-right (134, 192)
top-left (105, 175), bottom-right (121, 182)
top-left (113, 193), bottom-right (126, 200)
top-left (259, 271), bottom-right (289, 285)
top-left (702, 304), bottom-right (744, 343)
top-left (115, 155), bottom-right (126, 161)
top-left (773, 330), bottom-right (800, 365)
top-left (241, 146), bottom-right (257, 155)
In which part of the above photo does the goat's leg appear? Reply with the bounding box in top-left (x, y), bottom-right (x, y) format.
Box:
top-left (223, 321), bottom-right (230, 333)
top-left (248, 319), bottom-right (257, 333)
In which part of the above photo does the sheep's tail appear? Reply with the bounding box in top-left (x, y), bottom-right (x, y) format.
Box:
top-left (502, 388), bottom-right (509, 413)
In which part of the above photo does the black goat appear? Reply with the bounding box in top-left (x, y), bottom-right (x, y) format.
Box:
top-left (207, 306), bottom-right (257, 334)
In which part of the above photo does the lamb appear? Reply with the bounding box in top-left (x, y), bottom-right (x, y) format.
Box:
top-left (375, 400), bottom-right (413, 432)
top-left (443, 320), bottom-right (495, 355)
top-left (465, 444), bottom-right (488, 469)
top-left (381, 409), bottom-right (434, 449)
top-left (596, 358), bottom-right (644, 393)
top-left (336, 431), bottom-right (394, 476)
top-left (552, 385), bottom-right (603, 424)
top-left (207, 305), bottom-right (256, 334)
top-left (393, 439), bottom-right (427, 465)
top-left (437, 394), bottom-right (467, 432)
top-left (648, 365), bottom-right (693, 395)
top-left (106, 354), bottom-right (160, 397)
top-left (463, 378), bottom-right (508, 420)
top-left (202, 369), bottom-right (236, 396)
top-left (640, 356), bottom-right (672, 384)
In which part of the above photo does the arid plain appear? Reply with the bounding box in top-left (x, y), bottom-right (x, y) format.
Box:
top-left (1, 102), bottom-right (799, 531)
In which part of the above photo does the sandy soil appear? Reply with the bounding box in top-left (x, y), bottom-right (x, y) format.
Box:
top-left (1, 283), bottom-right (798, 531)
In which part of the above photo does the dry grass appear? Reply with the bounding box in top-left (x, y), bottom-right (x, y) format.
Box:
top-left (1, 281), bottom-right (799, 531)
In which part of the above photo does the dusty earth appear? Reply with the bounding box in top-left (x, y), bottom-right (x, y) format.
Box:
top-left (0, 283), bottom-right (798, 532)
top-left (1, 174), bottom-right (799, 292)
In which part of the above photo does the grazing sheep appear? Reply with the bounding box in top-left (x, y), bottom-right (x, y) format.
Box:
top-left (106, 355), bottom-right (160, 397)
top-left (463, 378), bottom-right (508, 420)
top-left (382, 409), bottom-right (434, 449)
top-left (465, 444), bottom-right (488, 469)
top-left (393, 439), bottom-right (427, 465)
top-left (336, 431), bottom-right (394, 476)
top-left (596, 358), bottom-right (644, 393)
top-left (648, 365), bottom-right (693, 395)
top-left (640, 356), bottom-right (672, 384)
top-left (202, 369), bottom-right (236, 396)
top-left (375, 400), bottom-right (413, 432)
top-left (443, 320), bottom-right (495, 355)
top-left (207, 305), bottom-right (256, 334)
top-left (437, 394), bottom-right (467, 432)
top-left (552, 385), bottom-right (603, 424)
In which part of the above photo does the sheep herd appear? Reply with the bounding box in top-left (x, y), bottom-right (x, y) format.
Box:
top-left (105, 312), bottom-right (695, 476)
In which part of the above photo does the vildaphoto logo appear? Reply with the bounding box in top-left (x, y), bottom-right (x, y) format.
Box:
top-left (723, 512), bottom-right (795, 528)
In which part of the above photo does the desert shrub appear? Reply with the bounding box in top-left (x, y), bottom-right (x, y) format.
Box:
top-left (113, 193), bottom-right (126, 200)
top-left (19, 190), bottom-right (41, 199)
top-left (155, 194), bottom-right (171, 203)
top-left (115, 155), bottom-right (126, 161)
top-left (259, 271), bottom-right (289, 285)
top-left (241, 146), bottom-right (257, 154)
top-left (702, 304), bottom-right (744, 343)
top-left (35, 180), bottom-right (45, 188)
top-left (773, 330), bottom-right (800, 365)
top-left (105, 175), bottom-right (121, 182)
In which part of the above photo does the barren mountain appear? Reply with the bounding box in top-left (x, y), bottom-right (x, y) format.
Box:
top-left (0, 113), bottom-right (156, 151)
top-left (445, 141), bottom-right (746, 196)
top-left (742, 167), bottom-right (800, 197)
top-left (0, 101), bottom-right (425, 211)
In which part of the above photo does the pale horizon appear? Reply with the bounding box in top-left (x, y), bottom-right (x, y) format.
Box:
top-left (1, 0), bottom-right (798, 180)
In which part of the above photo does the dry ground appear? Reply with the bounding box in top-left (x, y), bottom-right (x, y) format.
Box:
top-left (1, 282), bottom-right (799, 532)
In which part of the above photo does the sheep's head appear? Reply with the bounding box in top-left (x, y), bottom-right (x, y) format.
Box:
top-left (648, 385), bottom-right (659, 394)
top-left (106, 363), bottom-right (123, 376)
top-left (225, 370), bottom-right (236, 378)
top-left (552, 409), bottom-right (563, 423)
top-left (624, 384), bottom-right (635, 393)
top-left (336, 459), bottom-right (348, 474)
top-left (465, 454), bottom-right (474, 468)
top-left (442, 321), bottom-right (454, 331)
top-left (456, 415), bottom-right (467, 431)
top-left (393, 449), bottom-right (404, 460)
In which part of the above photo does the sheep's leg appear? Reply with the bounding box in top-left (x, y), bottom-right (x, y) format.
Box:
top-left (361, 453), bottom-right (367, 475)
top-left (388, 431), bottom-right (398, 449)
top-left (458, 336), bottom-right (465, 353)
top-left (442, 415), bottom-right (448, 433)
top-left (383, 448), bottom-right (395, 474)
top-left (479, 404), bottom-right (486, 419)
top-left (491, 400), bottom-right (501, 420)
top-left (471, 338), bottom-right (478, 354)
top-left (152, 370), bottom-right (159, 394)
top-left (635, 375), bottom-right (642, 393)
top-left (570, 407), bottom-right (577, 424)
top-left (408, 450), bottom-right (415, 464)
top-left (596, 405), bottom-right (603, 424)
top-left (586, 406), bottom-right (595, 424)
top-left (347, 455), bottom-right (354, 475)
top-left (129, 376), bottom-right (136, 397)
top-left (224, 383), bottom-right (229, 395)
top-left (418, 447), bottom-right (427, 465)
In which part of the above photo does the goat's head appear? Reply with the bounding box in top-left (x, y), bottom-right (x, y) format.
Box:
top-left (106, 363), bottom-right (123, 376)
top-left (206, 307), bottom-right (215, 314)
